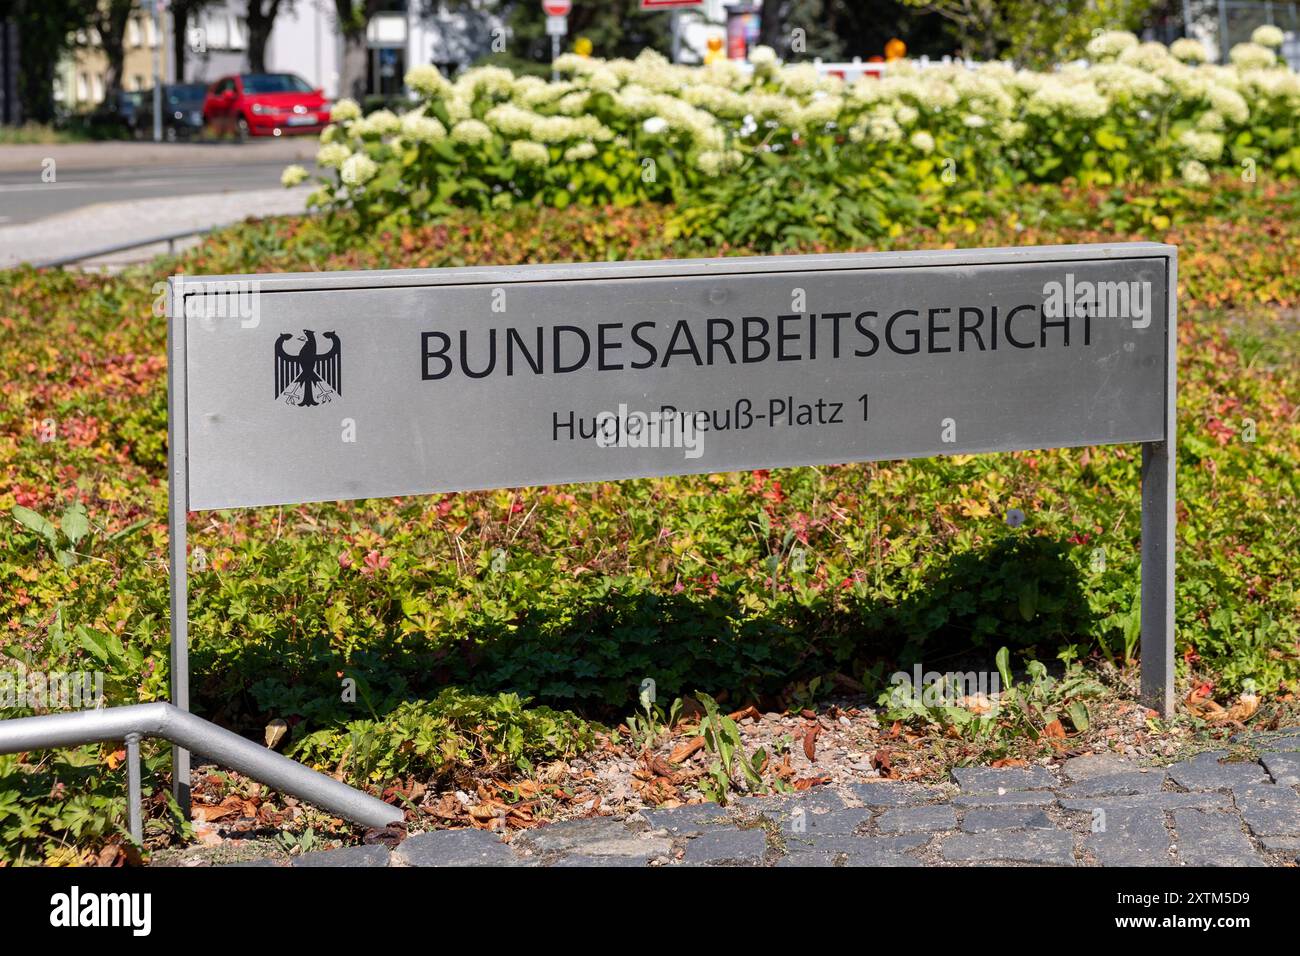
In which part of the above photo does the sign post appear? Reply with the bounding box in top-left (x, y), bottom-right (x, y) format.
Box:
top-left (542, 0), bottom-right (570, 79)
top-left (168, 245), bottom-right (1178, 797)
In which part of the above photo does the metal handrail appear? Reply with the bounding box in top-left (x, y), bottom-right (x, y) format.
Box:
top-left (32, 228), bottom-right (212, 269)
top-left (0, 703), bottom-right (403, 840)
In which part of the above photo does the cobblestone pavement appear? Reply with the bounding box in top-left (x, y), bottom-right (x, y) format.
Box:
top-left (234, 729), bottom-right (1300, 867)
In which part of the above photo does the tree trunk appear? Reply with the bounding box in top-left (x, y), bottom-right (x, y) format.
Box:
top-left (758, 0), bottom-right (788, 54)
top-left (245, 0), bottom-right (283, 74)
top-left (93, 0), bottom-right (133, 100)
top-left (338, 29), bottom-right (368, 102)
top-left (172, 4), bottom-right (189, 82)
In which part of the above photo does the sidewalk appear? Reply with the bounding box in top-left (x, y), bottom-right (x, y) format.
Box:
top-left (0, 138), bottom-right (317, 174)
top-left (224, 730), bottom-right (1300, 867)
top-left (0, 186), bottom-right (312, 269)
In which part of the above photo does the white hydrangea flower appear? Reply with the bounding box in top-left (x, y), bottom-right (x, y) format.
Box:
top-left (1207, 84), bottom-right (1250, 124)
top-left (1117, 41), bottom-right (1174, 72)
top-left (1251, 25), bottom-right (1285, 49)
top-left (909, 130), bottom-right (935, 153)
top-left (460, 65), bottom-right (515, 99)
top-left (330, 98), bottom-right (361, 122)
top-left (1170, 38), bottom-right (1209, 63)
top-left (340, 153), bottom-right (378, 186)
top-left (996, 120), bottom-right (1029, 142)
top-left (485, 103), bottom-right (540, 137)
top-left (1087, 30), bottom-right (1140, 60)
top-left (450, 119), bottom-right (493, 145)
top-left (316, 143), bottom-right (351, 168)
top-left (445, 93), bottom-right (473, 122)
top-left (319, 123), bottom-right (340, 144)
top-left (280, 164), bottom-right (308, 187)
top-left (405, 64), bottom-right (449, 98)
top-left (866, 111), bottom-right (902, 143)
top-left (779, 63), bottom-right (821, 97)
top-left (563, 142), bottom-right (597, 162)
top-left (1178, 129), bottom-right (1225, 162)
top-left (643, 116), bottom-right (669, 134)
top-left (557, 91), bottom-right (591, 114)
top-left (1196, 110), bottom-right (1225, 131)
top-left (353, 109), bottom-right (400, 138)
top-left (1229, 42), bottom-right (1277, 69)
top-left (510, 140), bottom-right (550, 166)
top-left (696, 149), bottom-right (744, 177)
top-left (1180, 158), bottom-right (1211, 184)
top-left (749, 45), bottom-right (778, 69)
top-left (400, 111), bottom-right (447, 143)
top-left (1026, 81), bottom-right (1109, 120)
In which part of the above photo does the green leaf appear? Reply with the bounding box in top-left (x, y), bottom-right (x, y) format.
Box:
top-left (1066, 700), bottom-right (1090, 732)
top-left (995, 647), bottom-right (1013, 691)
top-left (12, 505), bottom-right (58, 548)
top-left (61, 503), bottom-right (89, 546)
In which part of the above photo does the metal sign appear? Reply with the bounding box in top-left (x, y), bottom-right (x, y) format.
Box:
top-left (166, 243), bottom-right (1177, 808)
top-left (546, 15), bottom-right (567, 37)
top-left (173, 246), bottom-right (1172, 510)
top-left (640, 0), bottom-right (705, 8)
top-left (541, 0), bottom-right (570, 15)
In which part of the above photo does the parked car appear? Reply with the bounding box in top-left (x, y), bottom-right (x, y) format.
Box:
top-left (86, 89), bottom-right (146, 138)
top-left (161, 83), bottom-right (208, 139)
top-left (202, 73), bottom-right (332, 140)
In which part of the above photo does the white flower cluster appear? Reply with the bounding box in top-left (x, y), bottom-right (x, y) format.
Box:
top-left (296, 34), bottom-right (1300, 199)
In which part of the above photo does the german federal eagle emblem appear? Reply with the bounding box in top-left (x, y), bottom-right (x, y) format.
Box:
top-left (274, 330), bottom-right (341, 407)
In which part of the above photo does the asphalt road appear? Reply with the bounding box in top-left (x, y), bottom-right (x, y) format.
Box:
top-left (0, 139), bottom-right (319, 226)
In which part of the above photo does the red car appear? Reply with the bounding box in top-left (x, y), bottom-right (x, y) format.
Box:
top-left (202, 72), bottom-right (332, 139)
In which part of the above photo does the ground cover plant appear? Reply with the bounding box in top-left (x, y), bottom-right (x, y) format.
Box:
top-left (1, 168), bottom-right (1297, 862)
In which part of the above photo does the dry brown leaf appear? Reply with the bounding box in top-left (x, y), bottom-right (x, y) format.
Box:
top-left (991, 757), bottom-right (1029, 768)
top-left (872, 748), bottom-right (895, 778)
top-left (1044, 719), bottom-right (1067, 739)
top-left (792, 775), bottom-right (832, 791)
top-left (669, 737), bottom-right (706, 764)
top-left (264, 718), bottom-right (288, 750)
top-left (802, 724), bottom-right (821, 762)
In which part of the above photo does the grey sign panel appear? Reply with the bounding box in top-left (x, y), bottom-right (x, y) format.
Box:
top-left (173, 244), bottom-right (1173, 511)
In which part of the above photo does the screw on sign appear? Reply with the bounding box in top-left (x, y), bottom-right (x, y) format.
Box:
top-left (542, 0), bottom-right (570, 15)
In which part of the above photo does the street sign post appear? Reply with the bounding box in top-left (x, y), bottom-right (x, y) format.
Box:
top-left (542, 0), bottom-right (569, 78)
top-left (165, 242), bottom-right (1176, 817)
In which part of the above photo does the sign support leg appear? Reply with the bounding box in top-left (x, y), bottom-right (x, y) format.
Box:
top-left (167, 286), bottom-right (191, 818)
top-left (1140, 442), bottom-right (1175, 717)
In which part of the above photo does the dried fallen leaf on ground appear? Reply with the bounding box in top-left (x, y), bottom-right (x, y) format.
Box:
top-left (1044, 719), bottom-right (1067, 739)
top-left (958, 694), bottom-right (995, 715)
top-left (871, 748), bottom-right (895, 778)
top-left (792, 775), bottom-right (832, 790)
top-left (264, 718), bottom-right (288, 750)
top-left (991, 757), bottom-right (1029, 768)
top-left (802, 724), bottom-right (821, 762)
top-left (669, 737), bottom-right (706, 764)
